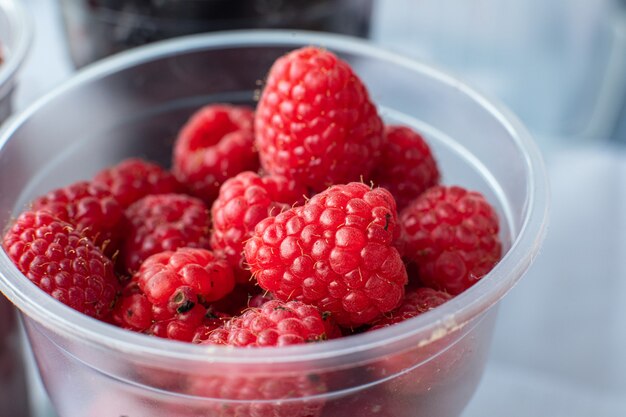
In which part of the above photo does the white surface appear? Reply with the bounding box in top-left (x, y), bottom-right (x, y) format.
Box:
top-left (11, 1), bottom-right (626, 416)
top-left (463, 146), bottom-right (626, 417)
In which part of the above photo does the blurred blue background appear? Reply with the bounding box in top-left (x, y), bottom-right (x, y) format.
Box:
top-left (9, 0), bottom-right (626, 416)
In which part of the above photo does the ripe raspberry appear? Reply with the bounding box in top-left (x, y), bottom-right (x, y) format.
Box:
top-left (173, 104), bottom-right (258, 204)
top-left (369, 287), bottom-right (451, 331)
top-left (255, 46), bottom-right (384, 192)
top-left (202, 300), bottom-right (338, 347)
top-left (93, 158), bottom-right (182, 208)
top-left (31, 181), bottom-right (123, 257)
top-left (370, 125), bottom-right (440, 211)
top-left (244, 182), bottom-right (407, 327)
top-left (3, 210), bottom-right (119, 319)
top-left (113, 290), bottom-right (210, 342)
top-left (400, 185), bottom-right (501, 294)
top-left (187, 373), bottom-right (326, 417)
top-left (121, 193), bottom-right (211, 273)
top-left (210, 171), bottom-right (305, 283)
top-left (136, 247), bottom-right (234, 306)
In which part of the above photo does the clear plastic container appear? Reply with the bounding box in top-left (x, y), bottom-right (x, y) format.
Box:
top-left (0, 31), bottom-right (548, 417)
top-left (0, 0), bottom-right (31, 415)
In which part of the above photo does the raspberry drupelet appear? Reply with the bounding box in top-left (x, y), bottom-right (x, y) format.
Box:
top-left (245, 182), bottom-right (408, 327)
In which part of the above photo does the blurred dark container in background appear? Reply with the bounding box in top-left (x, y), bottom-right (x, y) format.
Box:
top-left (60, 0), bottom-right (373, 68)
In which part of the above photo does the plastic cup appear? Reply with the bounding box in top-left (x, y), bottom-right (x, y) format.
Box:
top-left (0, 31), bottom-right (548, 417)
top-left (0, 0), bottom-right (31, 415)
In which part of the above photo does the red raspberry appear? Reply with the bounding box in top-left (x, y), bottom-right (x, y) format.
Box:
top-left (210, 171), bottom-right (305, 283)
top-left (369, 287), bottom-right (451, 330)
top-left (113, 290), bottom-right (209, 342)
top-left (31, 181), bottom-right (123, 257)
top-left (187, 374), bottom-right (326, 417)
top-left (244, 182), bottom-right (407, 327)
top-left (255, 46), bottom-right (384, 192)
top-left (136, 247), bottom-right (234, 306)
top-left (121, 193), bottom-right (211, 274)
top-left (93, 158), bottom-right (182, 208)
top-left (3, 211), bottom-right (119, 319)
top-left (370, 125), bottom-right (440, 211)
top-left (202, 300), bottom-right (338, 347)
top-left (400, 185), bottom-right (502, 294)
top-left (172, 104), bottom-right (258, 204)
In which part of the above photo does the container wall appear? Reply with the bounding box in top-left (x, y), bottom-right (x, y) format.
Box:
top-left (24, 308), bottom-right (497, 417)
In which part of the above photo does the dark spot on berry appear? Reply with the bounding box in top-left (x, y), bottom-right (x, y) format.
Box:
top-left (321, 311), bottom-right (332, 321)
top-left (176, 300), bottom-right (195, 314)
top-left (384, 213), bottom-right (391, 231)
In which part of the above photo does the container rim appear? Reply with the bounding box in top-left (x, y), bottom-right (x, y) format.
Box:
top-left (0, 0), bottom-right (31, 97)
top-left (0, 30), bottom-right (549, 365)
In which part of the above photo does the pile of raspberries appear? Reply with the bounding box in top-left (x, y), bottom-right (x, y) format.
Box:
top-left (3, 46), bottom-right (502, 348)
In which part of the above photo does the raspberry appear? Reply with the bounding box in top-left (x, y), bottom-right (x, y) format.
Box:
top-left (113, 290), bottom-right (209, 342)
top-left (369, 287), bottom-right (451, 330)
top-left (202, 300), bottom-right (338, 347)
top-left (370, 125), bottom-right (440, 211)
top-left (136, 247), bottom-right (234, 306)
top-left (2, 211), bottom-right (119, 319)
top-left (244, 182), bottom-right (407, 327)
top-left (93, 158), bottom-right (182, 208)
top-left (400, 185), bottom-right (501, 294)
top-left (255, 46), bottom-right (384, 192)
top-left (210, 171), bottom-right (305, 283)
top-left (172, 104), bottom-right (258, 204)
top-left (121, 193), bottom-right (211, 274)
top-left (31, 181), bottom-right (123, 257)
top-left (187, 374), bottom-right (326, 417)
